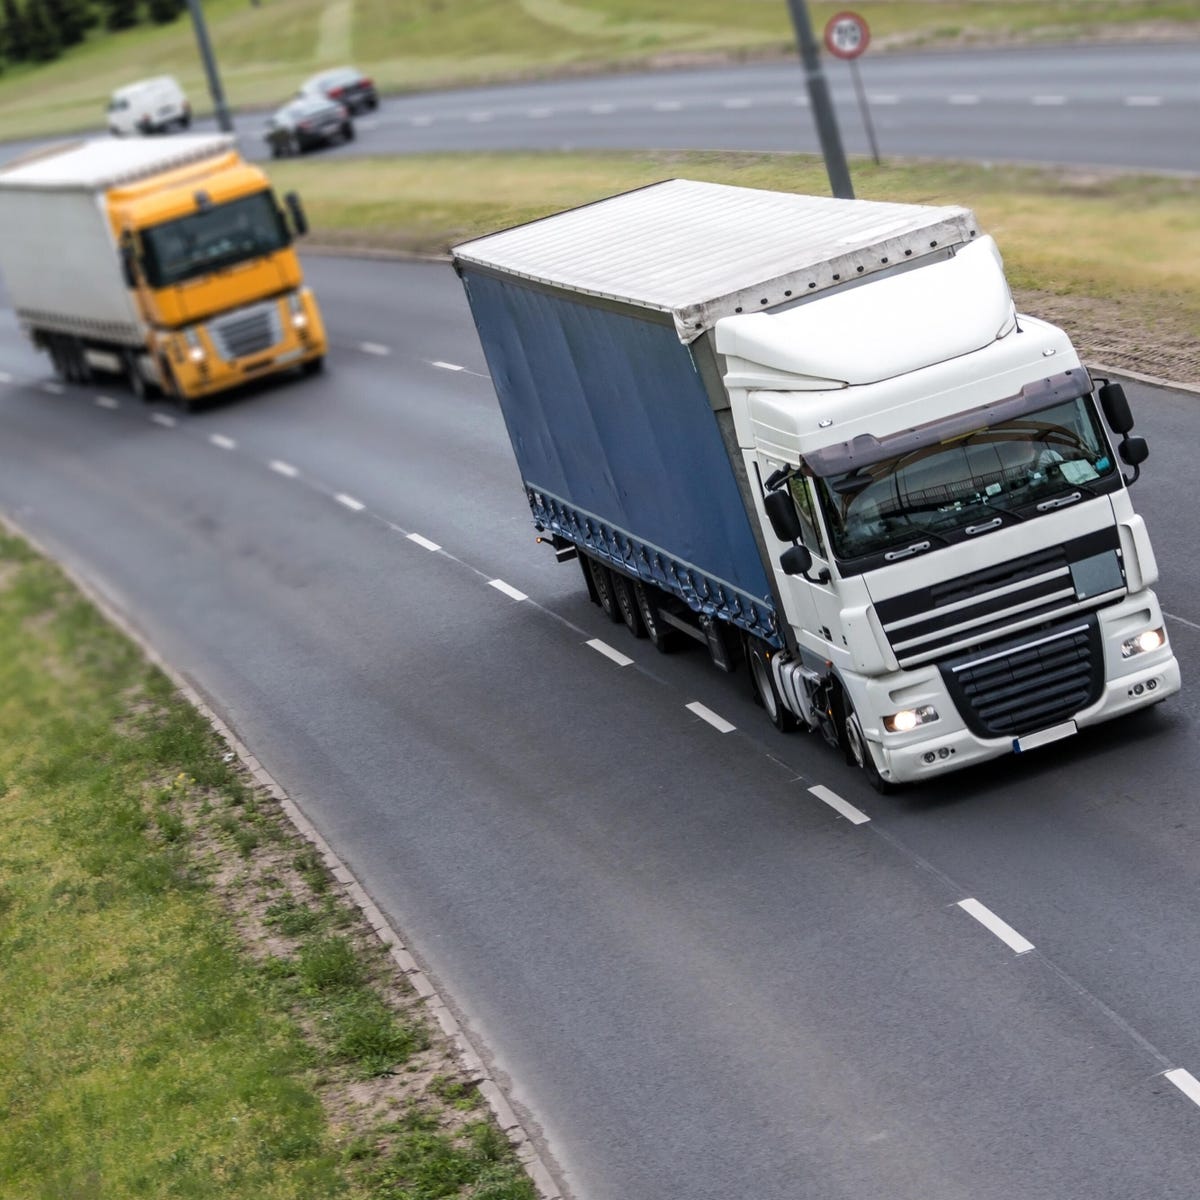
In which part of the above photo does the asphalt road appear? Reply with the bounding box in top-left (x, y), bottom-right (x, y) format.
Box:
top-left (1, 255), bottom-right (1197, 1199)
top-left (2, 43), bottom-right (1198, 174)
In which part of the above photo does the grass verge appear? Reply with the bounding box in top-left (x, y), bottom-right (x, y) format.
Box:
top-left (0, 527), bottom-right (536, 1200)
top-left (0, 1), bottom-right (1195, 141)
top-left (270, 149), bottom-right (1200, 384)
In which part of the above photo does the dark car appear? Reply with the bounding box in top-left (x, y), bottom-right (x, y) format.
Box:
top-left (264, 96), bottom-right (354, 158)
top-left (298, 66), bottom-right (378, 115)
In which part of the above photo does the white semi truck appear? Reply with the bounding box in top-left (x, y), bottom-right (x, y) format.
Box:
top-left (452, 180), bottom-right (1180, 790)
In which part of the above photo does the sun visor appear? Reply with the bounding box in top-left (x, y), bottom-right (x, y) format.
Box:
top-left (715, 236), bottom-right (1016, 385)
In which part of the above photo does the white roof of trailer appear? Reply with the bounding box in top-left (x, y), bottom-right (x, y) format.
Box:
top-left (453, 179), bottom-right (979, 342)
top-left (0, 135), bottom-right (235, 192)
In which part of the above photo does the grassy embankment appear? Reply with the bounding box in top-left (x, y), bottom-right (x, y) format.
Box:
top-left (268, 150), bottom-right (1200, 384)
top-left (0, 528), bottom-right (534, 1199)
top-left (0, 0), bottom-right (1195, 141)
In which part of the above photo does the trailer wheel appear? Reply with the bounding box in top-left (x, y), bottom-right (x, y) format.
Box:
top-left (584, 556), bottom-right (622, 623)
top-left (611, 573), bottom-right (646, 638)
top-left (842, 704), bottom-right (895, 795)
top-left (745, 637), bottom-right (797, 733)
top-left (633, 580), bottom-right (683, 654)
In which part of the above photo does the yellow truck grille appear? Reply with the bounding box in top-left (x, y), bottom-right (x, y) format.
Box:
top-left (208, 301), bottom-right (282, 361)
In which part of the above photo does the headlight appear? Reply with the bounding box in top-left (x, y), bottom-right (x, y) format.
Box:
top-left (1121, 627), bottom-right (1165, 658)
top-left (287, 291), bottom-right (308, 328)
top-left (184, 328), bottom-right (206, 362)
top-left (883, 705), bottom-right (938, 734)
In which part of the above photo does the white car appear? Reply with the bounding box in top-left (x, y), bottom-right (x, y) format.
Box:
top-left (107, 76), bottom-right (191, 137)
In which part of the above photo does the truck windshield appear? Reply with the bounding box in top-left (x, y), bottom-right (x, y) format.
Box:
top-left (140, 191), bottom-right (289, 287)
top-left (815, 394), bottom-right (1119, 563)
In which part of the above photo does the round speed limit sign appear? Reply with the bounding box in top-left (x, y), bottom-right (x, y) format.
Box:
top-left (824, 11), bottom-right (870, 60)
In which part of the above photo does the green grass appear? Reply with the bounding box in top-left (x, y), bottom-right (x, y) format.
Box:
top-left (0, 0), bottom-right (1196, 140)
top-left (0, 529), bottom-right (534, 1200)
top-left (266, 148), bottom-right (1200, 380)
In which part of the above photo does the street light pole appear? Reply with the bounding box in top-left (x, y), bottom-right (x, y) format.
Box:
top-left (185, 0), bottom-right (234, 133)
top-left (783, 0), bottom-right (854, 199)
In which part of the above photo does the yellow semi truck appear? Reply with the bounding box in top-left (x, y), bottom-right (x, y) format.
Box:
top-left (0, 134), bottom-right (326, 407)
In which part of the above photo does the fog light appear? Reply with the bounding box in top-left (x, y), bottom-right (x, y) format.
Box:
top-left (938, 747), bottom-right (951, 759)
top-left (1133, 683), bottom-right (1144, 695)
top-left (883, 705), bottom-right (938, 733)
top-left (923, 752), bottom-right (936, 764)
top-left (1147, 678), bottom-right (1158, 691)
top-left (1121, 627), bottom-right (1165, 658)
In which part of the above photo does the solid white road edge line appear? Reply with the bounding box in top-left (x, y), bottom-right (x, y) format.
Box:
top-left (209, 433), bottom-right (236, 450)
top-left (269, 460), bottom-right (299, 478)
top-left (407, 533), bottom-right (441, 552)
top-left (1164, 1068), bottom-right (1200, 1108)
top-left (808, 784), bottom-right (870, 826)
top-left (958, 898), bottom-right (1035, 954)
top-left (489, 579), bottom-right (528, 601)
top-left (587, 639), bottom-right (633, 667)
top-left (686, 701), bottom-right (735, 733)
top-left (335, 493), bottom-right (365, 512)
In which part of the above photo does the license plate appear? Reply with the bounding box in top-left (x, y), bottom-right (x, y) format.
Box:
top-left (1013, 720), bottom-right (1077, 753)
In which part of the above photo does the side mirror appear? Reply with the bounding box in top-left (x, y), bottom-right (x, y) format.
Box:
top-left (119, 241), bottom-right (137, 288)
top-left (1099, 382), bottom-right (1134, 434)
top-left (284, 190), bottom-right (308, 237)
top-left (763, 489), bottom-right (803, 544)
top-left (1119, 435), bottom-right (1149, 467)
top-left (780, 544), bottom-right (813, 577)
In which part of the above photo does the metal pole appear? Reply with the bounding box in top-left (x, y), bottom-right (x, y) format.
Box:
top-left (783, 0), bottom-right (854, 199)
top-left (185, 0), bottom-right (234, 133)
top-left (850, 59), bottom-right (880, 165)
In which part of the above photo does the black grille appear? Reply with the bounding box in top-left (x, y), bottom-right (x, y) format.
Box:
top-left (940, 616), bottom-right (1102, 738)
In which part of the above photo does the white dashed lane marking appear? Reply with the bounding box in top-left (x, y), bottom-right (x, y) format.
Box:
top-left (489, 579), bottom-right (528, 601)
top-left (587, 639), bottom-right (633, 667)
top-left (269, 460), bottom-right (299, 478)
top-left (407, 533), bottom-right (441, 552)
top-left (686, 701), bottom-right (735, 734)
top-left (430, 361), bottom-right (464, 372)
top-left (808, 784), bottom-right (870, 826)
top-left (94, 395), bottom-right (119, 409)
top-left (41, 382), bottom-right (64, 394)
top-left (209, 434), bottom-right (236, 450)
top-left (1032, 95), bottom-right (1067, 106)
top-left (0, 371), bottom-right (12, 383)
top-left (1165, 1069), bottom-right (1200, 1109)
top-left (151, 412), bottom-right (177, 427)
top-left (1125, 95), bottom-right (1163, 107)
top-left (949, 94), bottom-right (980, 105)
top-left (957, 898), bottom-right (1035, 954)
top-left (359, 342), bottom-right (391, 356)
top-left (335, 493), bottom-right (365, 512)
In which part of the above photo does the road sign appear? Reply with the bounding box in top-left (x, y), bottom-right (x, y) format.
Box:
top-left (823, 11), bottom-right (870, 60)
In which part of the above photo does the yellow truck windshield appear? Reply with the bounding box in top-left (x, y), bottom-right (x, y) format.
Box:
top-left (140, 191), bottom-right (289, 286)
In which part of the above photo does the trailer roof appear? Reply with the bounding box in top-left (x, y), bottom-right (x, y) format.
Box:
top-left (453, 179), bottom-right (979, 343)
top-left (0, 134), bottom-right (235, 192)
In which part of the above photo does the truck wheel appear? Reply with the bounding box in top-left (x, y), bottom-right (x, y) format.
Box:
top-left (584, 556), bottom-right (622, 623)
top-left (123, 350), bottom-right (147, 401)
top-left (611, 573), bottom-right (646, 638)
top-left (842, 705), bottom-right (895, 795)
top-left (301, 356), bottom-right (325, 376)
top-left (745, 638), bottom-right (797, 733)
top-left (633, 580), bottom-right (683, 653)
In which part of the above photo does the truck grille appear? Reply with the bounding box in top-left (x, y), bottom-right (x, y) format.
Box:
top-left (208, 302), bottom-right (282, 361)
top-left (940, 617), bottom-right (1102, 738)
top-left (873, 528), bottom-right (1123, 669)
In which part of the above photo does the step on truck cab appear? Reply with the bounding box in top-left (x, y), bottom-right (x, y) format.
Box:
top-left (453, 179), bottom-right (1180, 791)
top-left (0, 135), bottom-right (327, 407)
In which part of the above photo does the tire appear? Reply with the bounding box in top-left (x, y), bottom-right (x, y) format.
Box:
top-left (632, 580), bottom-right (684, 653)
top-left (123, 349), bottom-right (147, 402)
top-left (745, 638), bottom-right (797, 733)
top-left (301, 355), bottom-right (325, 376)
top-left (842, 703), bottom-right (895, 794)
top-left (611, 573), bottom-right (646, 638)
top-left (271, 142), bottom-right (283, 159)
top-left (342, 121), bottom-right (355, 142)
top-left (584, 556), bottom-right (622, 624)
top-left (67, 340), bottom-right (91, 385)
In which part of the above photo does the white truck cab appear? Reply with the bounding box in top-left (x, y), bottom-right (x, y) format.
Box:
top-left (107, 76), bottom-right (191, 137)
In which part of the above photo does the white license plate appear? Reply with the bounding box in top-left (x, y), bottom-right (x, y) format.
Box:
top-left (1013, 720), bottom-right (1078, 753)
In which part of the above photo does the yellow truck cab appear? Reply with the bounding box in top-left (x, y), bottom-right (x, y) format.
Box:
top-left (0, 134), bottom-right (327, 408)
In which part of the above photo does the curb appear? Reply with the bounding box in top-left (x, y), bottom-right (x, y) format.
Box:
top-left (1086, 361), bottom-right (1200, 398)
top-left (0, 511), bottom-right (566, 1200)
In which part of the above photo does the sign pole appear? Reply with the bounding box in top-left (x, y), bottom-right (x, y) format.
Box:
top-left (823, 11), bottom-right (879, 168)
top-left (849, 58), bottom-right (880, 165)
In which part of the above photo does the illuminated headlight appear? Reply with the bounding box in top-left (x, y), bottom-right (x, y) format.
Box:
top-left (883, 705), bottom-right (938, 734)
top-left (287, 291), bottom-right (307, 328)
top-left (1121, 627), bottom-right (1165, 658)
top-left (184, 328), bottom-right (206, 362)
